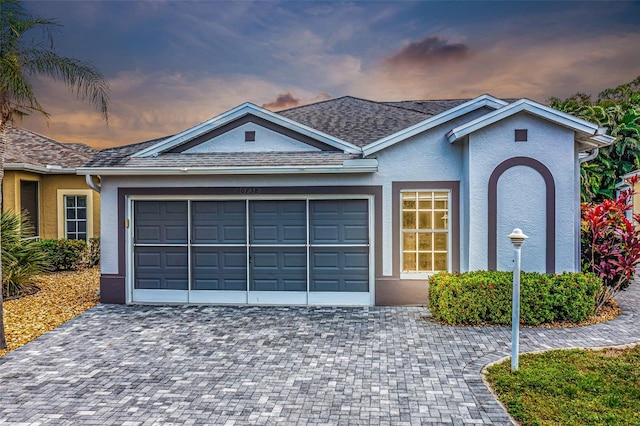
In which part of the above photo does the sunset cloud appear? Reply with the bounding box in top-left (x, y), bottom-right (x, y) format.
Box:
top-left (262, 93), bottom-right (300, 110)
top-left (262, 92), bottom-right (331, 111)
top-left (384, 36), bottom-right (469, 69)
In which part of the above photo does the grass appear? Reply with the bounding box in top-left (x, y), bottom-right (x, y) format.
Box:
top-left (485, 345), bottom-right (640, 425)
top-left (0, 267), bottom-right (100, 358)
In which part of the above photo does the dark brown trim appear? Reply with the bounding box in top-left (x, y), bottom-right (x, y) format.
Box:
top-left (487, 157), bottom-right (555, 273)
top-left (113, 186), bottom-right (383, 304)
top-left (100, 274), bottom-right (126, 304)
top-left (391, 181), bottom-right (461, 277)
top-left (167, 115), bottom-right (339, 153)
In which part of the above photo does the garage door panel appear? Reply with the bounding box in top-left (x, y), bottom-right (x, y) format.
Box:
top-left (250, 201), bottom-right (306, 244)
top-left (309, 200), bottom-right (368, 244)
top-left (191, 247), bottom-right (247, 291)
top-left (250, 247), bottom-right (306, 291)
top-left (310, 247), bottom-right (369, 292)
top-left (134, 246), bottom-right (188, 290)
top-left (135, 201), bottom-right (188, 244)
top-left (192, 201), bottom-right (246, 244)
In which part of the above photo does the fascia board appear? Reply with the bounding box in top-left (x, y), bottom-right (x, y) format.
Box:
top-left (446, 99), bottom-right (601, 143)
top-left (76, 161), bottom-right (378, 176)
top-left (362, 95), bottom-right (509, 156)
top-left (591, 134), bottom-right (615, 145)
top-left (133, 102), bottom-right (361, 157)
top-left (5, 163), bottom-right (77, 174)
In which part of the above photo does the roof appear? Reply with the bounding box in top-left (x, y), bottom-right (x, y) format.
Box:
top-left (81, 94), bottom-right (611, 175)
top-left (278, 96), bottom-right (466, 147)
top-left (84, 137), bottom-right (168, 168)
top-left (4, 126), bottom-right (96, 172)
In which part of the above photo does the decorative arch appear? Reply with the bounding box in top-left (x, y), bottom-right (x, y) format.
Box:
top-left (488, 157), bottom-right (555, 273)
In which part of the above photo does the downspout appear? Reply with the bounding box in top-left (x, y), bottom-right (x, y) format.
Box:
top-left (85, 174), bottom-right (101, 193)
top-left (579, 148), bottom-right (598, 164)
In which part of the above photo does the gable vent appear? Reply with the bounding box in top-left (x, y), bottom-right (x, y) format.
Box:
top-left (245, 131), bottom-right (256, 142)
top-left (515, 129), bottom-right (528, 142)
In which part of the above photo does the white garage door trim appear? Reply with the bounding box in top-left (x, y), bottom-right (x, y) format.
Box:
top-left (125, 195), bottom-right (375, 306)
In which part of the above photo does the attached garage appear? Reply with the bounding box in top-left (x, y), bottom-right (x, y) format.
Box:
top-left (129, 197), bottom-right (373, 305)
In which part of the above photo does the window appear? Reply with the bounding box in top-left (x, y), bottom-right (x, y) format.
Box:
top-left (401, 191), bottom-right (449, 273)
top-left (57, 189), bottom-right (93, 241)
top-left (65, 195), bottom-right (88, 241)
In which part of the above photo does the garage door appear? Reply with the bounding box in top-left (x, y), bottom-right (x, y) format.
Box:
top-left (130, 198), bottom-right (372, 305)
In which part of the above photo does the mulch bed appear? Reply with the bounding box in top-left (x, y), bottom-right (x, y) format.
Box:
top-left (0, 267), bottom-right (100, 358)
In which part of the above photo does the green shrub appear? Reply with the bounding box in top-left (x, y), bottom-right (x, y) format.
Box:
top-left (38, 238), bottom-right (87, 271)
top-left (87, 237), bottom-right (100, 267)
top-left (428, 270), bottom-right (600, 326)
top-left (1, 210), bottom-right (51, 297)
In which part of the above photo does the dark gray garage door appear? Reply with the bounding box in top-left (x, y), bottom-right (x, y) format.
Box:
top-left (131, 198), bottom-right (371, 305)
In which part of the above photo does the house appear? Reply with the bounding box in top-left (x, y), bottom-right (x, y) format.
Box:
top-left (617, 171), bottom-right (640, 221)
top-left (79, 95), bottom-right (613, 306)
top-left (3, 126), bottom-right (100, 241)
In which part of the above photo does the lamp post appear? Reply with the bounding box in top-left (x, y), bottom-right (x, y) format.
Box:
top-left (507, 228), bottom-right (528, 371)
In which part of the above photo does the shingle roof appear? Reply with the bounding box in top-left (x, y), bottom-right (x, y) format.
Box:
top-left (5, 126), bottom-right (96, 169)
top-left (278, 96), bottom-right (444, 147)
top-left (95, 151), bottom-right (361, 169)
top-left (85, 95), bottom-right (504, 169)
top-left (84, 137), bottom-right (168, 167)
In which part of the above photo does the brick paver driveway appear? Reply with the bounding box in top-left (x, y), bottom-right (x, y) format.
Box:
top-left (0, 285), bottom-right (638, 425)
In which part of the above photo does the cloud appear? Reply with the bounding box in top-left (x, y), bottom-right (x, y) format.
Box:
top-left (384, 36), bottom-right (469, 69)
top-left (349, 32), bottom-right (640, 103)
top-left (262, 92), bottom-right (331, 111)
top-left (262, 93), bottom-right (300, 110)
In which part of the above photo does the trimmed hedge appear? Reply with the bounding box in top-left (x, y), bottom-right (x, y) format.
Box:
top-left (38, 239), bottom-right (87, 271)
top-left (428, 271), bottom-right (601, 326)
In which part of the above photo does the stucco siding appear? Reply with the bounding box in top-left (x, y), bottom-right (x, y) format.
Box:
top-left (496, 166), bottom-right (546, 272)
top-left (467, 112), bottom-right (578, 273)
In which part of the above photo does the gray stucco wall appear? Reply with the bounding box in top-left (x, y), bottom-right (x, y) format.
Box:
top-left (466, 112), bottom-right (578, 273)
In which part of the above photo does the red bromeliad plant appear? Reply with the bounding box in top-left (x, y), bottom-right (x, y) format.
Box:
top-left (581, 175), bottom-right (640, 311)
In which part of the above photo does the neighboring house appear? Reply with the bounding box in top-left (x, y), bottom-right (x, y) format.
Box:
top-left (3, 126), bottom-right (100, 241)
top-left (79, 95), bottom-right (613, 306)
top-left (617, 171), bottom-right (640, 221)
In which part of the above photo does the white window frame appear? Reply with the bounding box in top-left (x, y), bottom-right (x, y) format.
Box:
top-left (57, 189), bottom-right (94, 241)
top-left (400, 190), bottom-right (451, 279)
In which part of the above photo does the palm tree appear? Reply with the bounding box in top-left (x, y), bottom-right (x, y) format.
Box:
top-left (0, 0), bottom-right (109, 349)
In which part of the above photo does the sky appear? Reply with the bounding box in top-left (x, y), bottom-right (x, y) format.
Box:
top-left (17, 0), bottom-right (640, 149)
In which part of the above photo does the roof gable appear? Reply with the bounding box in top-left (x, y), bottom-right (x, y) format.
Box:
top-left (133, 103), bottom-right (360, 158)
top-left (362, 95), bottom-right (508, 156)
top-left (446, 99), bottom-right (615, 150)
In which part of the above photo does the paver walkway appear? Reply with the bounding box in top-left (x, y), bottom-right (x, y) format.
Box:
top-left (0, 284), bottom-right (638, 425)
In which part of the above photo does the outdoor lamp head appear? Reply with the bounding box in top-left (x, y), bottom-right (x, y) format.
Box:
top-left (507, 228), bottom-right (528, 247)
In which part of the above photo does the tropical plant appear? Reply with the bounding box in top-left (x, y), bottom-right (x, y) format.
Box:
top-left (1, 210), bottom-right (50, 298)
top-left (549, 76), bottom-right (640, 202)
top-left (581, 175), bottom-right (640, 311)
top-left (0, 0), bottom-right (109, 349)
